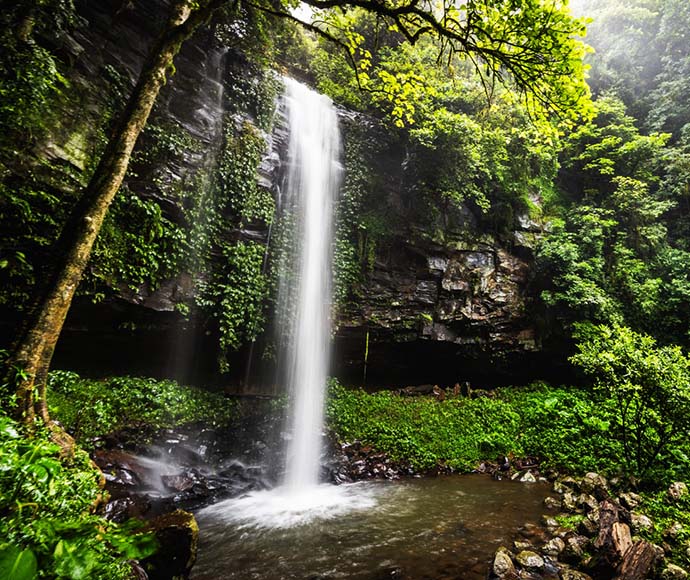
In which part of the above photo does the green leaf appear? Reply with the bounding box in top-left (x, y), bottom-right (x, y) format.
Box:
top-left (0, 546), bottom-right (38, 580)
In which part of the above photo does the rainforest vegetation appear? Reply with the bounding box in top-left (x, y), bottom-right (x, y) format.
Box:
top-left (2, 0), bottom-right (690, 578)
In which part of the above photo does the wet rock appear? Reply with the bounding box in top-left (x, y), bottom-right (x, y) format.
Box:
top-left (514, 540), bottom-right (533, 551)
top-left (104, 496), bottom-right (151, 523)
top-left (492, 546), bottom-right (516, 578)
top-left (542, 537), bottom-right (566, 556)
top-left (162, 472), bottom-right (197, 492)
top-left (515, 550), bottom-right (544, 572)
top-left (544, 496), bottom-right (561, 510)
top-left (559, 569), bottom-right (592, 580)
top-left (580, 473), bottom-right (608, 500)
top-left (668, 482), bottom-right (689, 502)
top-left (630, 512), bottom-right (654, 533)
top-left (662, 564), bottom-right (689, 580)
top-left (143, 509), bottom-right (198, 580)
top-left (618, 491), bottom-right (642, 510)
top-left (94, 450), bottom-right (149, 488)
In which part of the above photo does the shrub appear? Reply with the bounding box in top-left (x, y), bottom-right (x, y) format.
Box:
top-left (0, 412), bottom-right (155, 579)
top-left (571, 323), bottom-right (690, 482)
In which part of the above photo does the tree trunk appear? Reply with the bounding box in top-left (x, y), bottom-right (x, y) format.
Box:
top-left (5, 0), bottom-right (228, 436)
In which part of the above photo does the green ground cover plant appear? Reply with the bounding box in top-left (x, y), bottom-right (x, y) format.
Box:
top-left (47, 371), bottom-right (235, 447)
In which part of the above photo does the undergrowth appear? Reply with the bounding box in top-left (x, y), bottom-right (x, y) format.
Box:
top-left (47, 371), bottom-right (235, 447)
top-left (327, 381), bottom-right (629, 477)
top-left (0, 412), bottom-right (155, 580)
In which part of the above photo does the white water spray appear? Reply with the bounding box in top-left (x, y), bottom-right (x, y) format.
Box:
top-left (278, 77), bottom-right (341, 489)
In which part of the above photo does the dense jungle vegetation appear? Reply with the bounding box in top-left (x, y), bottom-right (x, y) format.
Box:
top-left (3, 0), bottom-right (690, 577)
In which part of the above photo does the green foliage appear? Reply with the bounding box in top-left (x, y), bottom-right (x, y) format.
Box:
top-left (0, 1), bottom-right (76, 150)
top-left (638, 488), bottom-right (690, 568)
top-left (571, 324), bottom-right (690, 481)
top-left (537, 95), bottom-right (690, 344)
top-left (0, 411), bottom-right (155, 579)
top-left (559, 96), bottom-right (668, 200)
top-left (499, 382), bottom-right (624, 475)
top-left (327, 381), bottom-right (520, 470)
top-left (87, 187), bottom-right (188, 294)
top-left (220, 121), bottom-right (274, 226)
top-left (47, 371), bottom-right (235, 446)
top-left (196, 241), bottom-right (268, 373)
top-left (327, 378), bottom-right (690, 483)
top-left (0, 178), bottom-right (77, 310)
top-left (311, 1), bottom-right (592, 125)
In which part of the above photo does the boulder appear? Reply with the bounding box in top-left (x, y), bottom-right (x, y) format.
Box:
top-left (662, 564), bottom-right (689, 580)
top-left (492, 546), bottom-right (517, 578)
top-left (515, 550), bottom-right (545, 572)
top-left (668, 482), bottom-right (688, 502)
top-left (143, 509), bottom-right (198, 580)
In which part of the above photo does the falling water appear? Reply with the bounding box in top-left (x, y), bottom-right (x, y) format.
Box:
top-left (197, 79), bottom-right (355, 530)
top-left (279, 77), bottom-right (341, 489)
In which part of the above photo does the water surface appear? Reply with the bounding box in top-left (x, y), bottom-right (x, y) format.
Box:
top-left (192, 474), bottom-right (552, 580)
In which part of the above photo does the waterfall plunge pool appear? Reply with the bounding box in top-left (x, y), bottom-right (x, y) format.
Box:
top-left (191, 474), bottom-right (554, 579)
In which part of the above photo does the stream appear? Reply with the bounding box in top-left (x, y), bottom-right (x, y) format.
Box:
top-left (192, 474), bottom-right (553, 580)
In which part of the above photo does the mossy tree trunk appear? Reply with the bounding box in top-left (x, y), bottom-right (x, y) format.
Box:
top-left (5, 0), bottom-right (230, 437)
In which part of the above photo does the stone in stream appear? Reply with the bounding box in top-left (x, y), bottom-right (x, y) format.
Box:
top-left (515, 550), bottom-right (545, 572)
top-left (492, 546), bottom-right (517, 578)
top-left (142, 509), bottom-right (198, 580)
top-left (559, 569), bottom-right (593, 580)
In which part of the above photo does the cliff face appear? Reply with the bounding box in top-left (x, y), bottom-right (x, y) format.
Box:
top-left (331, 117), bottom-right (545, 387)
top-left (2, 0), bottom-right (549, 388)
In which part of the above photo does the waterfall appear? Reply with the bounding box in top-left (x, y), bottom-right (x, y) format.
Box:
top-left (198, 81), bottom-right (379, 529)
top-left (278, 78), bottom-right (341, 489)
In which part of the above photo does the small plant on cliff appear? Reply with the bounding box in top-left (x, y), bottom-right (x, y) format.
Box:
top-left (571, 323), bottom-right (690, 482)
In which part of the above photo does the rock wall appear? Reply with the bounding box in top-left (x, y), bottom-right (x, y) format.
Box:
top-left (332, 116), bottom-right (546, 386)
top-left (2, 0), bottom-right (554, 389)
